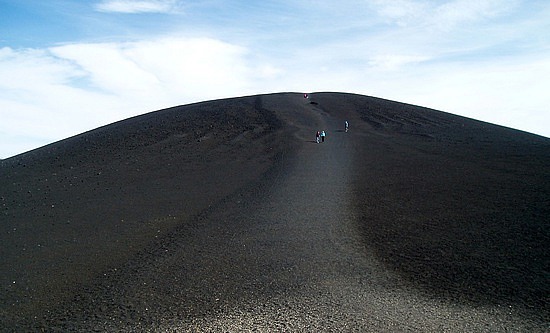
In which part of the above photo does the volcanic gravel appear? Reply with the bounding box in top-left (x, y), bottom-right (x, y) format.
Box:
top-left (1, 92), bottom-right (548, 331)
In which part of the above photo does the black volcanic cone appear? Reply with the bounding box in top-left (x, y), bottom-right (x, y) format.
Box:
top-left (1, 92), bottom-right (548, 331)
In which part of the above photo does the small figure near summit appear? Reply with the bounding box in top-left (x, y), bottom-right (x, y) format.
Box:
top-left (316, 131), bottom-right (320, 144)
top-left (321, 130), bottom-right (326, 143)
top-left (345, 120), bottom-right (349, 132)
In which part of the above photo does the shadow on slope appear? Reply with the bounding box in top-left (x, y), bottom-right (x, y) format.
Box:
top-left (314, 92), bottom-right (549, 318)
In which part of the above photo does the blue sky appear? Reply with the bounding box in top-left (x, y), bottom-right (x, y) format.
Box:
top-left (1, 0), bottom-right (549, 158)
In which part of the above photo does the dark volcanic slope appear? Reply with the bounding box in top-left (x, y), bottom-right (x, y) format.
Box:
top-left (1, 92), bottom-right (549, 331)
top-left (314, 92), bottom-right (550, 308)
top-left (0, 95), bottom-right (292, 329)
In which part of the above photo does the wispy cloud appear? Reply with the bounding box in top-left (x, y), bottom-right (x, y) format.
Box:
top-left (369, 0), bottom-right (519, 28)
top-left (50, 37), bottom-right (253, 98)
top-left (367, 54), bottom-right (430, 71)
top-left (95, 0), bottom-right (181, 14)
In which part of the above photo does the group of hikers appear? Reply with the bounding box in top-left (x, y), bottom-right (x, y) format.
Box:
top-left (315, 130), bottom-right (326, 143)
top-left (316, 121), bottom-right (349, 143)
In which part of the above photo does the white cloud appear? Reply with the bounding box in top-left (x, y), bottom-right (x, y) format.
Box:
top-left (0, 47), bottom-right (84, 89)
top-left (113, 37), bottom-right (252, 98)
top-left (47, 36), bottom-right (253, 104)
top-left (50, 43), bottom-right (162, 96)
top-left (256, 64), bottom-right (284, 79)
top-left (367, 54), bottom-right (430, 71)
top-left (369, 0), bottom-right (519, 29)
top-left (95, 0), bottom-right (180, 14)
top-left (368, 0), bottom-right (427, 26)
top-left (0, 48), bottom-right (121, 157)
